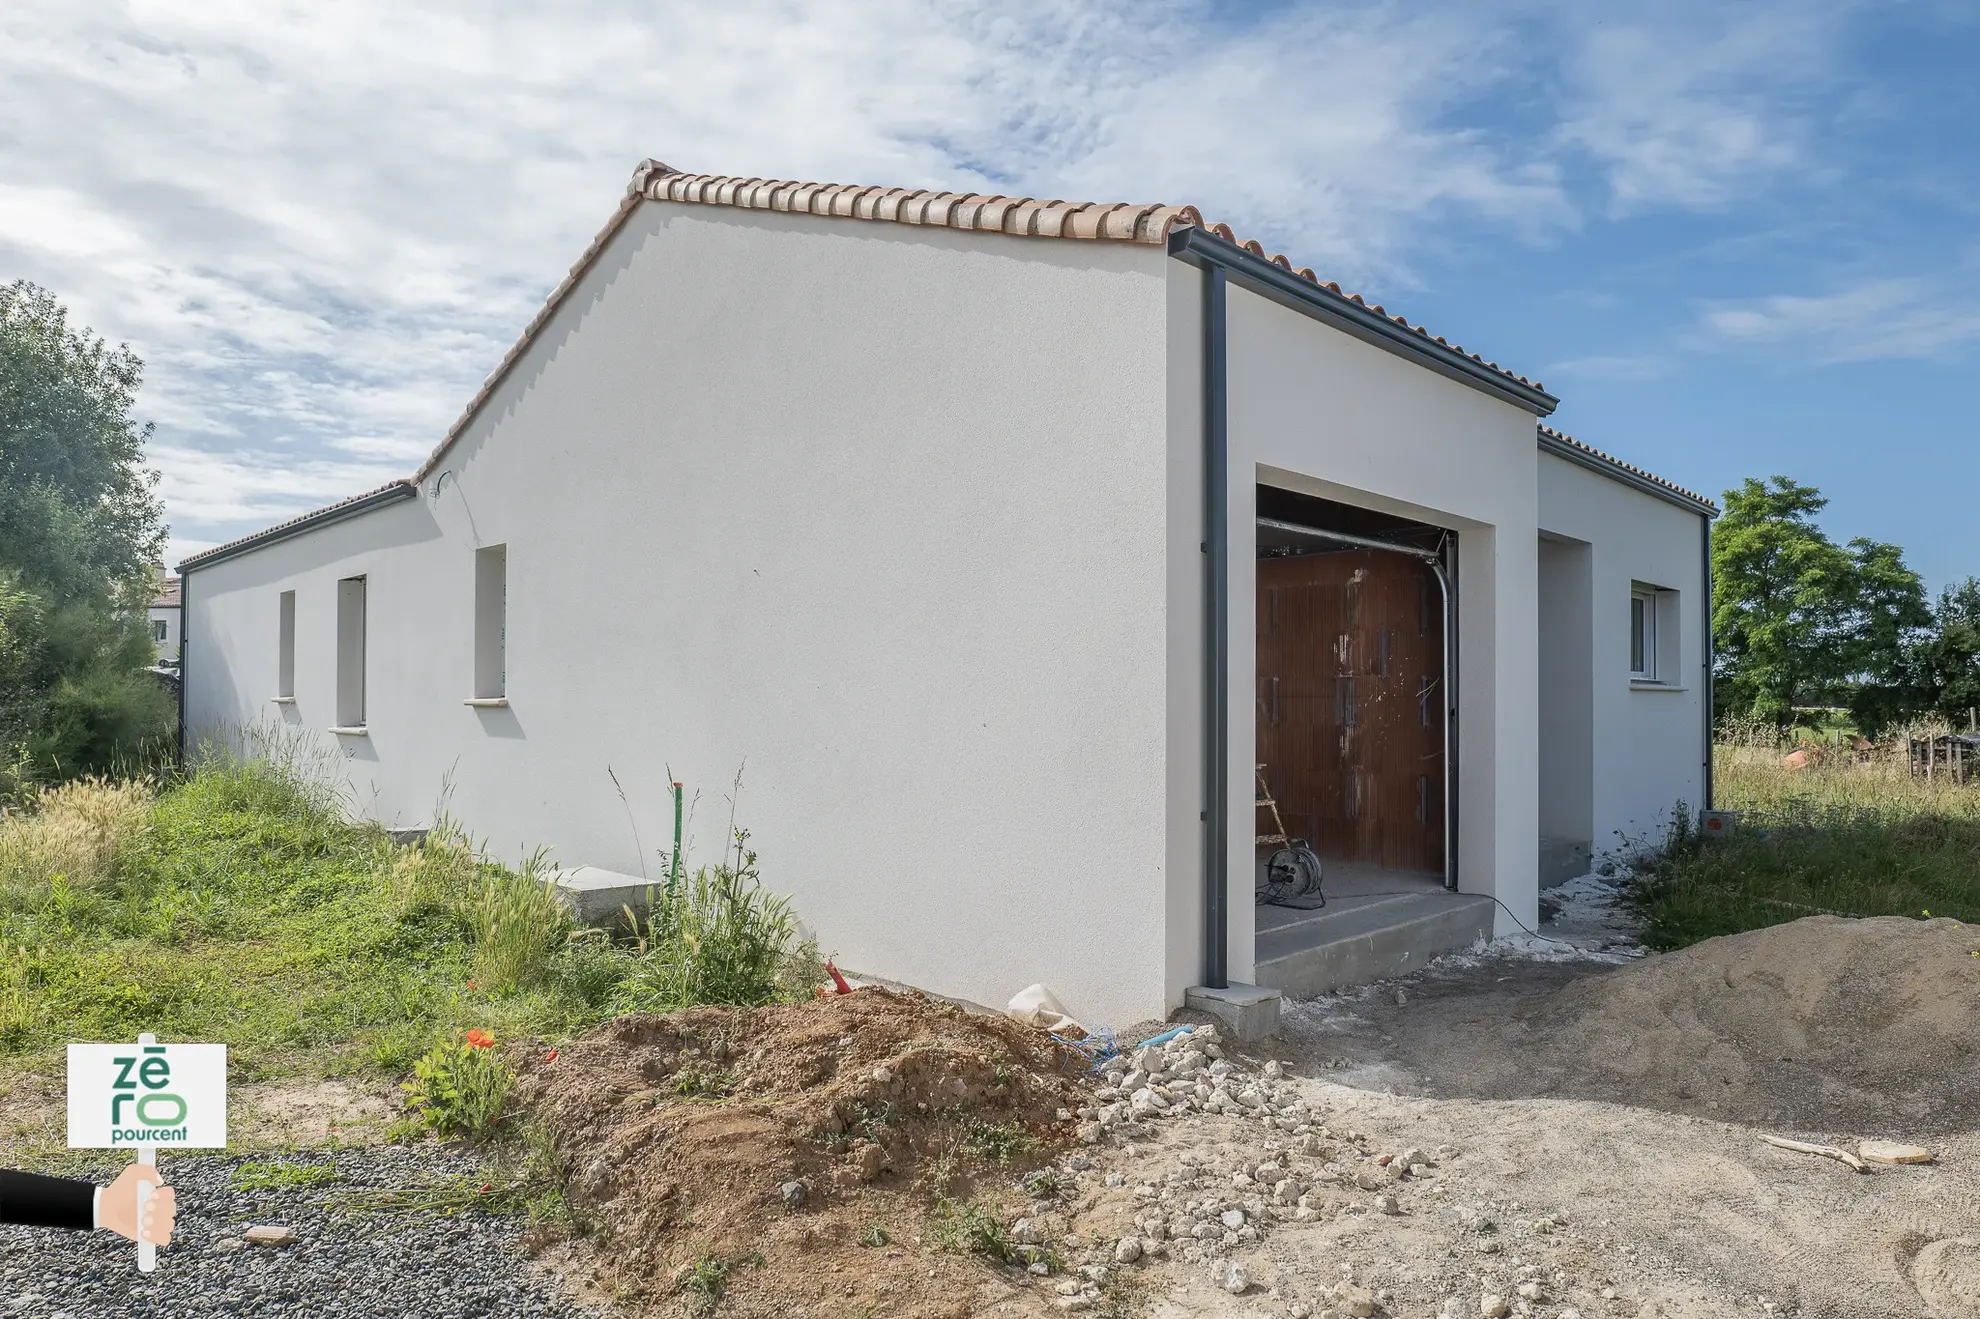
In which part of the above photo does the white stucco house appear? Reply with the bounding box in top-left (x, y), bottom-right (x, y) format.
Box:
top-left (179, 160), bottom-right (1716, 1030)
top-left (147, 570), bottom-right (181, 669)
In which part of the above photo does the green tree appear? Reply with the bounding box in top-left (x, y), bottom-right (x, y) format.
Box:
top-left (1914, 578), bottom-right (1980, 727)
top-left (1711, 476), bottom-right (1928, 731)
top-left (0, 281), bottom-right (163, 601)
top-left (0, 281), bottom-right (173, 785)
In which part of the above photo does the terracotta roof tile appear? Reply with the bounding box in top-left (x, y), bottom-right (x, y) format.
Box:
top-left (1539, 425), bottom-right (1717, 513)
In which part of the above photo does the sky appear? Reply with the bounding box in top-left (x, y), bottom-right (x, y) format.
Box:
top-left (3, 1), bottom-right (1976, 592)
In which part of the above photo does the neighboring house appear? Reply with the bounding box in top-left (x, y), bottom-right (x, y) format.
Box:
top-left (147, 571), bottom-right (181, 669)
top-left (179, 160), bottom-right (1716, 1029)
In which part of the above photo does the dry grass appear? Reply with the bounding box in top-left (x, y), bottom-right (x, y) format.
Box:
top-left (0, 776), bottom-right (154, 893)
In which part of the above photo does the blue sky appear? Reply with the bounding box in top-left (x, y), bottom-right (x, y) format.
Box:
top-left (2, 1), bottom-right (1975, 592)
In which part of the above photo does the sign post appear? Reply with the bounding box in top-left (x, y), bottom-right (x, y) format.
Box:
top-left (67, 1032), bottom-right (227, 1272)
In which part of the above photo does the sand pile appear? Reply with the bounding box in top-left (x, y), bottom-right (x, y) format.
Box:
top-left (1525, 915), bottom-right (1980, 1133)
top-left (515, 987), bottom-right (1088, 1318)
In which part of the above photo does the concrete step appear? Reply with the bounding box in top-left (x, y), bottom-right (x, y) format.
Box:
top-left (1254, 892), bottom-right (1496, 998)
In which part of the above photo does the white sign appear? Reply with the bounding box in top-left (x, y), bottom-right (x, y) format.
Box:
top-left (66, 1039), bottom-right (227, 1149)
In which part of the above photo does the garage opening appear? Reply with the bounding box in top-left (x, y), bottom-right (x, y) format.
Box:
top-left (1254, 485), bottom-right (1454, 919)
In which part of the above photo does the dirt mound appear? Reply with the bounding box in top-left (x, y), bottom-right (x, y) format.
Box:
top-left (516, 987), bottom-right (1090, 1318)
top-left (1525, 915), bottom-right (1980, 1133)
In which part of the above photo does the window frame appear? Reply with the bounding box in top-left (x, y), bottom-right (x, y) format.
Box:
top-left (472, 544), bottom-right (507, 702)
top-left (277, 589), bottom-right (296, 700)
top-left (1629, 588), bottom-right (1658, 682)
top-left (335, 575), bottom-right (367, 729)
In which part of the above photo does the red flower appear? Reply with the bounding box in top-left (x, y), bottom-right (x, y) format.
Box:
top-left (466, 980), bottom-right (477, 990)
top-left (464, 1029), bottom-right (496, 1049)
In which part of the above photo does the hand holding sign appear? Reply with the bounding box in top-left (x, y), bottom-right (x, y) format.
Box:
top-left (68, 1032), bottom-right (225, 1272)
top-left (98, 1163), bottom-right (176, 1246)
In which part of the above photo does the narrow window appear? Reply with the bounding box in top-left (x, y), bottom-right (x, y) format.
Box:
top-left (473, 545), bottom-right (507, 700)
top-left (277, 590), bottom-right (295, 698)
top-left (1630, 588), bottom-right (1657, 681)
top-left (152, 618), bottom-right (168, 643)
top-left (336, 576), bottom-right (366, 727)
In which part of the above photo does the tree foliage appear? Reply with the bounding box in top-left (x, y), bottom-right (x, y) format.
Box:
top-left (1711, 476), bottom-right (1931, 733)
top-left (0, 281), bottom-right (173, 786)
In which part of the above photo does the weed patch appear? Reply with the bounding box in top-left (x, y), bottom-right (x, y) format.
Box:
top-left (673, 1249), bottom-right (764, 1318)
top-left (231, 1160), bottom-right (340, 1191)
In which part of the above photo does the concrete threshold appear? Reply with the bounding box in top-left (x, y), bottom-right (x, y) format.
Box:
top-left (1253, 890), bottom-right (1496, 998)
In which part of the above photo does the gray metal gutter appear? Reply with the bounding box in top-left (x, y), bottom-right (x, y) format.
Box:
top-left (1536, 429), bottom-right (1717, 517)
top-left (1167, 227), bottom-right (1558, 417)
top-left (177, 481), bottom-right (418, 574)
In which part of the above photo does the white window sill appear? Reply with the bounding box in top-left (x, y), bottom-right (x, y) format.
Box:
top-left (463, 697), bottom-right (509, 708)
top-left (270, 696), bottom-right (296, 705)
top-left (1629, 681), bottom-right (1688, 692)
top-left (328, 725), bottom-right (369, 736)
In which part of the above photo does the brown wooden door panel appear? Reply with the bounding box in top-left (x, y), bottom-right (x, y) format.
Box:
top-left (1257, 550), bottom-right (1443, 874)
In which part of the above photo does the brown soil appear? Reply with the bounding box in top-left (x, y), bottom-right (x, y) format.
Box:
top-left (515, 987), bottom-right (1093, 1319)
top-left (1293, 915), bottom-right (1980, 1136)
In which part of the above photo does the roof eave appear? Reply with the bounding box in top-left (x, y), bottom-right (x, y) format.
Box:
top-left (178, 481), bottom-right (419, 574)
top-left (1166, 226), bottom-right (1559, 417)
top-left (1536, 428), bottom-right (1717, 518)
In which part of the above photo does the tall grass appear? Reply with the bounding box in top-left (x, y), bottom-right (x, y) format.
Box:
top-left (0, 776), bottom-right (154, 893)
top-left (468, 849), bottom-right (573, 996)
top-left (1628, 731), bottom-right (1980, 948)
top-left (617, 832), bottom-right (819, 1011)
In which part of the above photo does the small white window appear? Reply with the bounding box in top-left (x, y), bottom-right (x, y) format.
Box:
top-left (152, 618), bottom-right (168, 643)
top-left (1631, 586), bottom-right (1679, 689)
top-left (277, 590), bottom-right (295, 698)
top-left (473, 545), bottom-right (507, 700)
top-left (1630, 589), bottom-right (1656, 680)
top-left (336, 576), bottom-right (366, 727)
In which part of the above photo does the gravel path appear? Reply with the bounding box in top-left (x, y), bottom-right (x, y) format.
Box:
top-left (1, 1147), bottom-right (601, 1319)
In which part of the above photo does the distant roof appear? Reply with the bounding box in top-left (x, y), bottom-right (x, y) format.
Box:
top-left (150, 575), bottom-right (181, 608)
top-left (1537, 426), bottom-right (1717, 517)
top-left (410, 159), bottom-right (1553, 482)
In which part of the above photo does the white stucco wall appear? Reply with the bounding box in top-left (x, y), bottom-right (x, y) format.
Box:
top-left (1196, 275), bottom-right (1546, 974)
top-left (186, 203), bottom-right (1178, 1029)
top-left (1538, 451), bottom-right (1709, 859)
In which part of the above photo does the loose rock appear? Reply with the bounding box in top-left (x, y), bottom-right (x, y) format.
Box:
top-left (1859, 1140), bottom-right (1933, 1165)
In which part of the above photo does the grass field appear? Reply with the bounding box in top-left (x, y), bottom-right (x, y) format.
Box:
top-left (0, 740), bottom-right (816, 1148)
top-left (1628, 735), bottom-right (1980, 949)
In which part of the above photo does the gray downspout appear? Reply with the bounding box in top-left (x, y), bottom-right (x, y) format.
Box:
top-left (1203, 264), bottom-right (1230, 991)
top-left (176, 570), bottom-right (189, 772)
top-left (1701, 513), bottom-right (1714, 811)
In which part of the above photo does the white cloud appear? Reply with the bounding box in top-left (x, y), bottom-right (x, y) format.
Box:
top-left (1696, 277), bottom-right (1980, 363)
top-left (1550, 2), bottom-right (1854, 213)
top-left (6, 0), bottom-right (1897, 556)
top-left (2, 0), bottom-right (1593, 553)
top-left (1540, 353), bottom-right (1673, 382)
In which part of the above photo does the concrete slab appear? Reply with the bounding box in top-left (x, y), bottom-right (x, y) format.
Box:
top-left (553, 865), bottom-right (656, 928)
top-left (1183, 982), bottom-right (1282, 1041)
top-left (1254, 890), bottom-right (1495, 998)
